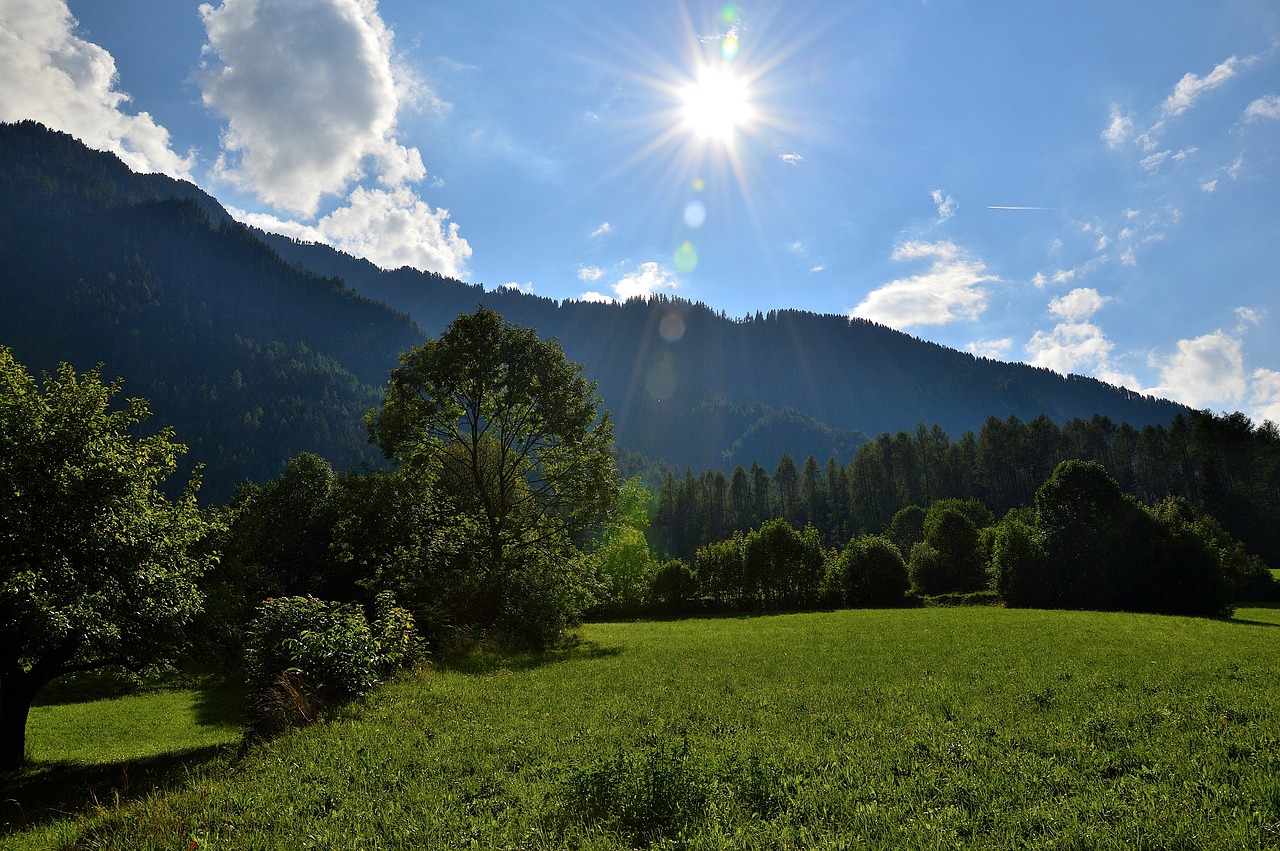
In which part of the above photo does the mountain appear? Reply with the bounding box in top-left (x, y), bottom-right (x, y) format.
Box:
top-left (258, 231), bottom-right (1190, 470)
top-left (0, 121), bottom-right (1189, 501)
top-left (0, 121), bottom-right (424, 500)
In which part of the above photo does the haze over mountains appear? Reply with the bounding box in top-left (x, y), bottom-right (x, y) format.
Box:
top-left (0, 122), bottom-right (1189, 500)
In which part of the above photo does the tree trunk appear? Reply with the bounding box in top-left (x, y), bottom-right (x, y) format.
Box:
top-left (0, 672), bottom-right (38, 771)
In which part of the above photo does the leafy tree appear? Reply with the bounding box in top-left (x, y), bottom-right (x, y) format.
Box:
top-left (590, 478), bottom-right (659, 616)
top-left (0, 349), bottom-right (212, 769)
top-left (828, 535), bottom-right (910, 607)
top-left (913, 506), bottom-right (987, 595)
top-left (367, 308), bottom-right (618, 646)
top-left (886, 505), bottom-right (926, 555)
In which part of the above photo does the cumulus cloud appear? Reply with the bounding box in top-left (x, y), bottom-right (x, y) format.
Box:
top-left (1147, 330), bottom-right (1247, 409)
top-left (577, 265), bottom-right (604, 282)
top-left (1244, 94), bottom-right (1280, 122)
top-left (0, 0), bottom-right (193, 178)
top-left (500, 281), bottom-right (534, 294)
top-left (590, 221), bottom-right (613, 239)
top-left (779, 153), bottom-right (803, 165)
top-left (849, 241), bottom-right (995, 329)
top-left (1049, 287), bottom-right (1111, 321)
top-left (200, 0), bottom-right (405, 216)
top-left (316, 185), bottom-right (470, 277)
top-left (197, 0), bottom-right (469, 278)
top-left (1026, 322), bottom-right (1115, 376)
top-left (931, 189), bottom-right (956, 222)
top-left (577, 261), bottom-right (679, 303)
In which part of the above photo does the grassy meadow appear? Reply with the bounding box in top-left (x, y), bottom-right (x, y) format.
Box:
top-left (6, 605), bottom-right (1280, 849)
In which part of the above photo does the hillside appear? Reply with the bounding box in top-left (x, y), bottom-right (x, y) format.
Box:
top-left (262, 233), bottom-right (1191, 470)
top-left (0, 121), bottom-right (1190, 498)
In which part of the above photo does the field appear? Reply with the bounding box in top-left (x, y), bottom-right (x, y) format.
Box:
top-left (6, 606), bottom-right (1280, 849)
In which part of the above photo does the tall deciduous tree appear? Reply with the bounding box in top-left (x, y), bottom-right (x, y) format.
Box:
top-left (0, 348), bottom-right (212, 769)
top-left (367, 308), bottom-right (618, 643)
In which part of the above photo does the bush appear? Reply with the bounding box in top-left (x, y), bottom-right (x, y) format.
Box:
top-left (909, 508), bottom-right (987, 596)
top-left (989, 517), bottom-right (1050, 606)
top-left (650, 559), bottom-right (699, 614)
top-left (244, 595), bottom-right (395, 737)
top-left (829, 535), bottom-right (910, 607)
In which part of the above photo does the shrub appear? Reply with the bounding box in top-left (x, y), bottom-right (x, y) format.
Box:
top-left (649, 559), bottom-right (699, 614)
top-left (910, 509), bottom-right (987, 595)
top-left (829, 535), bottom-right (910, 607)
top-left (989, 517), bottom-right (1050, 606)
top-left (371, 590), bottom-right (426, 674)
top-left (244, 596), bottom-right (382, 738)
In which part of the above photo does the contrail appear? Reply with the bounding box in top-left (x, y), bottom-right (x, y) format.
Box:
top-left (987, 205), bottom-right (1058, 211)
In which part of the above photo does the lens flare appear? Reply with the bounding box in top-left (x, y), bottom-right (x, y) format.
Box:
top-left (659, 312), bottom-right (686, 343)
top-left (683, 199), bottom-right (707, 228)
top-left (674, 240), bottom-right (699, 273)
top-left (720, 35), bottom-right (739, 60)
top-left (720, 4), bottom-right (740, 25)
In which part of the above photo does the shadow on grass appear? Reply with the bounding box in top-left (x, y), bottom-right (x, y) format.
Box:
top-left (0, 743), bottom-right (229, 837)
top-left (1229, 601), bottom-right (1280, 628)
top-left (441, 636), bottom-right (623, 676)
top-left (192, 685), bottom-right (249, 728)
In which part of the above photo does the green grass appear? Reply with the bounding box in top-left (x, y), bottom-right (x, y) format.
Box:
top-left (6, 607), bottom-right (1280, 849)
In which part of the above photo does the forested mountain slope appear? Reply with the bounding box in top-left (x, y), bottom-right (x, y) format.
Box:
top-left (262, 229), bottom-right (1190, 471)
top-left (0, 121), bottom-right (424, 500)
top-left (1, 121), bottom-right (1190, 498)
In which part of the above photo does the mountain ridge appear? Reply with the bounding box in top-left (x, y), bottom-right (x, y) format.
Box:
top-left (0, 121), bottom-right (1190, 498)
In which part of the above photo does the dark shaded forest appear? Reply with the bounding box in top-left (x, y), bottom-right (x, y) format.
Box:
top-left (649, 410), bottom-right (1280, 568)
top-left (0, 121), bottom-right (1202, 504)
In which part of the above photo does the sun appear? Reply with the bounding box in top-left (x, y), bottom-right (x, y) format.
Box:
top-left (679, 66), bottom-right (754, 144)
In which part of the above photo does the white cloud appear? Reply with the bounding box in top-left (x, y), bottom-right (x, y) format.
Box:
top-left (1251, 369), bottom-right (1280, 424)
top-left (1101, 105), bottom-right (1134, 149)
top-left (1201, 179), bottom-right (1218, 193)
top-left (0, 0), bottom-right (193, 178)
top-left (613, 262), bottom-right (680, 301)
top-left (315, 185), bottom-right (471, 278)
top-left (200, 0), bottom-right (407, 216)
top-left (578, 261), bottom-right (680, 303)
top-left (1049, 287), bottom-right (1111, 321)
top-left (1147, 330), bottom-right (1247, 409)
top-left (779, 153), bottom-right (803, 165)
top-left (197, 0), bottom-right (469, 278)
top-left (590, 221), bottom-right (613, 239)
top-left (967, 338), bottom-right (1013, 359)
top-left (931, 189), bottom-right (957, 222)
top-left (1161, 56), bottom-right (1248, 119)
top-left (810, 265), bottom-right (825, 274)
top-left (577, 265), bottom-right (604, 282)
top-left (1140, 150), bottom-right (1171, 171)
top-left (850, 241), bottom-right (995, 329)
top-left (1235, 306), bottom-right (1263, 330)
top-left (501, 281), bottom-right (534, 294)
top-left (1244, 94), bottom-right (1280, 122)
top-left (1026, 322), bottom-right (1118, 378)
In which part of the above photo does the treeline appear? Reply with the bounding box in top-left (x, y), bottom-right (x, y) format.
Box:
top-left (650, 410), bottom-right (1280, 568)
top-left (594, 462), bottom-right (1275, 624)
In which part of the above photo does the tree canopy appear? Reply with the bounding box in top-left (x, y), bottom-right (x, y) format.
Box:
top-left (367, 307), bottom-right (618, 645)
top-left (0, 348), bottom-right (212, 769)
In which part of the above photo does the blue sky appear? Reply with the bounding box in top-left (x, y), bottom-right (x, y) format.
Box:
top-left (3, 0), bottom-right (1280, 422)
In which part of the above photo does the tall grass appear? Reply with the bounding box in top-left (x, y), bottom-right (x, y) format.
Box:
top-left (7, 606), bottom-right (1280, 849)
